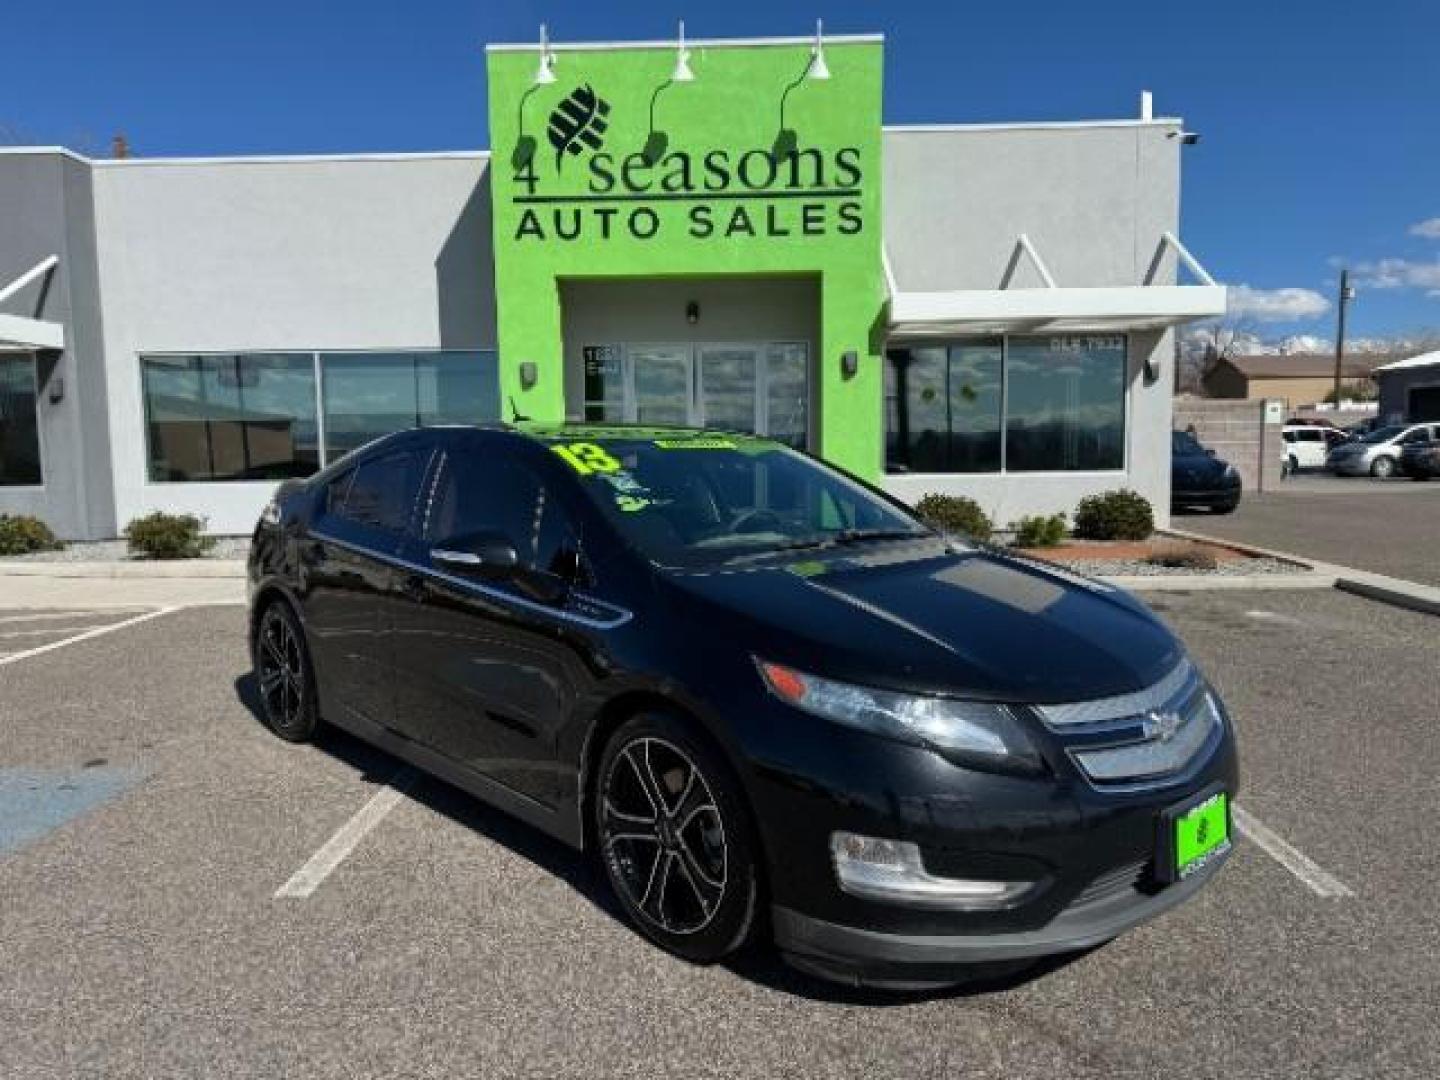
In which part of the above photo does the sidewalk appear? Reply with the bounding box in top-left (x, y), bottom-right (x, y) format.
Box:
top-left (0, 575), bottom-right (244, 608)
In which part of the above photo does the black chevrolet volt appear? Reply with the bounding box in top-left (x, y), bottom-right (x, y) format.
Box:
top-left (248, 424), bottom-right (1237, 987)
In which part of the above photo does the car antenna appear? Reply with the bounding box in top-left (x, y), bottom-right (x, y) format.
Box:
top-left (508, 396), bottom-right (531, 423)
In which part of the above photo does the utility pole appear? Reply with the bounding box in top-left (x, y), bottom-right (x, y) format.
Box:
top-left (1332, 269), bottom-right (1356, 405)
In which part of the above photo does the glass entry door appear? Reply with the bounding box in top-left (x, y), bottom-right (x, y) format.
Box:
top-left (629, 344), bottom-right (693, 427)
top-left (580, 341), bottom-right (808, 448)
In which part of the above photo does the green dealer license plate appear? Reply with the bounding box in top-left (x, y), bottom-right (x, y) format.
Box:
top-left (1170, 791), bottom-right (1231, 879)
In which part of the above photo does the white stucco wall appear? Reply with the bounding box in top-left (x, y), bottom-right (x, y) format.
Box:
top-left (88, 153), bottom-right (497, 535)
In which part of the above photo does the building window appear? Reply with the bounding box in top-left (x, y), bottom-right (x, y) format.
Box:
top-left (0, 353), bottom-right (43, 486)
top-left (321, 351), bottom-right (500, 461)
top-left (140, 350), bottom-right (500, 481)
top-left (141, 354), bottom-right (319, 482)
top-left (884, 335), bottom-right (1127, 474)
top-left (885, 341), bottom-right (1002, 473)
top-left (1005, 336), bottom-right (1126, 472)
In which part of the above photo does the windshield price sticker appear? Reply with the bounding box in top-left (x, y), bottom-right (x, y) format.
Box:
top-left (552, 442), bottom-right (623, 476)
top-left (654, 437), bottom-right (737, 450)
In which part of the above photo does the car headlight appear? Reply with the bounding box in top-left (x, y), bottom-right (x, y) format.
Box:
top-left (756, 659), bottom-right (1045, 775)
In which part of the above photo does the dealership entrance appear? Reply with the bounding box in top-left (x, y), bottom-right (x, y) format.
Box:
top-left (578, 341), bottom-right (808, 447)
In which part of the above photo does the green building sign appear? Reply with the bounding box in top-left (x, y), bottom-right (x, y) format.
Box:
top-left (486, 35), bottom-right (886, 478)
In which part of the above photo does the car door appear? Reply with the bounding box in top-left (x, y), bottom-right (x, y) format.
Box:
top-left (389, 435), bottom-right (595, 809)
top-left (302, 440), bottom-right (429, 730)
top-left (1295, 429), bottom-right (1327, 468)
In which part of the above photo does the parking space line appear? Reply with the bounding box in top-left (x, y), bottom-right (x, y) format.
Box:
top-left (0, 607), bottom-right (177, 667)
top-left (274, 769), bottom-right (415, 899)
top-left (1233, 803), bottom-right (1354, 899)
top-left (0, 609), bottom-right (148, 623)
top-left (0, 626), bottom-right (127, 638)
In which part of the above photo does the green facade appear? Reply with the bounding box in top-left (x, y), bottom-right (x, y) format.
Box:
top-left (485, 38), bottom-right (885, 478)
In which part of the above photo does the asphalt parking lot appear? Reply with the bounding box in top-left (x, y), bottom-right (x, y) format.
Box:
top-left (2, 591), bottom-right (1438, 1078)
top-left (1180, 473), bottom-right (1440, 587)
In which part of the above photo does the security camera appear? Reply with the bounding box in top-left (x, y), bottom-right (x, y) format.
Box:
top-left (1168, 131), bottom-right (1200, 145)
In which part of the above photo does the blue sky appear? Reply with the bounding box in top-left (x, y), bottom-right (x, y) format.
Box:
top-left (8, 0), bottom-right (1440, 342)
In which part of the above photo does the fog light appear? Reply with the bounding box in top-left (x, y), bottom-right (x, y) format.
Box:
top-left (830, 832), bottom-right (1034, 911)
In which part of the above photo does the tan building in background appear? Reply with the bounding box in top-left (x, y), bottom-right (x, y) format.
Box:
top-left (1202, 352), bottom-right (1385, 408)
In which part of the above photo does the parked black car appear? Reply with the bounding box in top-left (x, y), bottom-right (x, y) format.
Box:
top-left (248, 424), bottom-right (1238, 988)
top-left (1400, 435), bottom-right (1440, 480)
top-left (1171, 431), bottom-right (1242, 513)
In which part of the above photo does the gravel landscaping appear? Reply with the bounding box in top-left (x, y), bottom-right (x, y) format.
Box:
top-left (0, 537), bottom-right (251, 563)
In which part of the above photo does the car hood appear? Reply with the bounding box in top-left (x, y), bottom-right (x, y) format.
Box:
top-left (666, 541), bottom-right (1183, 704)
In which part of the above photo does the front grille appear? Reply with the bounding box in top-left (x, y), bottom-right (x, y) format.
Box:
top-left (1034, 661), bottom-right (1225, 787)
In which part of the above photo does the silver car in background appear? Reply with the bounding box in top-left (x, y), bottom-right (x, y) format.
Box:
top-left (1326, 422), bottom-right (1440, 477)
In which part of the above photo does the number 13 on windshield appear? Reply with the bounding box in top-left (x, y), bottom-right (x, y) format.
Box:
top-left (552, 442), bottom-right (622, 476)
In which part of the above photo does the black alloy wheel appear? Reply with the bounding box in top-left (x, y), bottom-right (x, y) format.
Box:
top-left (596, 715), bottom-right (759, 962)
top-left (255, 601), bottom-right (318, 742)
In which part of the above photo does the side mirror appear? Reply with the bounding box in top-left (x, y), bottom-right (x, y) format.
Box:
top-left (431, 530), bottom-right (520, 579)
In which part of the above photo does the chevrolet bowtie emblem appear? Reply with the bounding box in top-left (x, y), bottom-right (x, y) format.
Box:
top-left (1143, 710), bottom-right (1183, 743)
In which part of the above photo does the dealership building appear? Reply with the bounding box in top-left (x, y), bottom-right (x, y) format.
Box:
top-left (0, 31), bottom-right (1225, 540)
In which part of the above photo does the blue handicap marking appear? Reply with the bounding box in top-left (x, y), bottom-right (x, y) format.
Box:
top-left (0, 766), bottom-right (146, 856)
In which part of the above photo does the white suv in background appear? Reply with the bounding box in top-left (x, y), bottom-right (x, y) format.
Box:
top-left (1282, 425), bottom-right (1344, 473)
top-left (1326, 423), bottom-right (1440, 478)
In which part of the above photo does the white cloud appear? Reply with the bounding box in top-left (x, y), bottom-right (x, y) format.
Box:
top-left (1351, 257), bottom-right (1440, 292)
top-left (1409, 218), bottom-right (1440, 240)
top-left (1225, 285), bottom-right (1330, 322)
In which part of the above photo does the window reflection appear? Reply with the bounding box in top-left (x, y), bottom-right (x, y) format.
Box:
top-left (885, 336), bottom-right (1126, 474)
top-left (885, 341), bottom-right (1002, 473)
top-left (1005, 337), bottom-right (1125, 471)
top-left (141, 354), bottom-right (318, 481)
top-left (322, 351), bottom-right (499, 461)
top-left (140, 350), bottom-right (500, 481)
top-left (0, 354), bottom-right (42, 486)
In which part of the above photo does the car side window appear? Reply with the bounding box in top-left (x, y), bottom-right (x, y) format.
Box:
top-left (427, 447), bottom-right (584, 580)
top-left (332, 449), bottom-right (425, 533)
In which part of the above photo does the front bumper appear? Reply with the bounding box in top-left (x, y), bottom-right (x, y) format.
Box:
top-left (1171, 485), bottom-right (1240, 509)
top-left (729, 690), bottom-right (1240, 987)
top-left (774, 841), bottom-right (1230, 986)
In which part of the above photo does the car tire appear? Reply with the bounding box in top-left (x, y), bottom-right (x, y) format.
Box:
top-left (594, 712), bottom-right (760, 964)
top-left (1214, 500), bottom-right (1239, 515)
top-left (1371, 456), bottom-right (1397, 478)
top-left (253, 600), bottom-right (320, 743)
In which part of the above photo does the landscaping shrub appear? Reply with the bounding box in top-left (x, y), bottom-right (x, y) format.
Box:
top-left (1011, 513), bottom-right (1068, 549)
top-left (0, 514), bottom-right (64, 556)
top-left (123, 512), bottom-right (216, 559)
top-left (1072, 489), bottom-right (1155, 542)
top-left (1145, 541), bottom-right (1219, 571)
top-left (913, 493), bottom-right (993, 542)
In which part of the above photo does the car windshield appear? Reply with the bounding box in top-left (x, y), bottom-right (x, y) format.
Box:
top-left (1359, 426), bottom-right (1406, 444)
top-left (538, 430), bottom-right (932, 568)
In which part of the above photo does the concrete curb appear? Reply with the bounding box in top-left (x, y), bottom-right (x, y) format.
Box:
top-left (1334, 574), bottom-right (1440, 617)
top-left (0, 559), bottom-right (246, 579)
top-left (1098, 572), bottom-right (1337, 592)
top-left (1167, 526), bottom-right (1440, 618)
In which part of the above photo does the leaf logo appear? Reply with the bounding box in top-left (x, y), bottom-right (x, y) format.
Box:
top-left (547, 84), bottom-right (611, 171)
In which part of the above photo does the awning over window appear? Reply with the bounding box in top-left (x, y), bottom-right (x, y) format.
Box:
top-left (0, 256), bottom-right (64, 352)
top-left (886, 232), bottom-right (1226, 339)
top-left (0, 314), bottom-right (64, 352)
